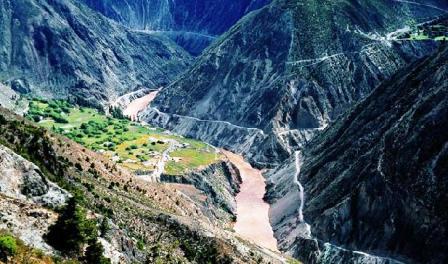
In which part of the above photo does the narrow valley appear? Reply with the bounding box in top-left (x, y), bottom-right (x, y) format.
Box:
top-left (0, 0), bottom-right (447, 263)
top-left (124, 90), bottom-right (279, 252)
top-left (223, 150), bottom-right (278, 252)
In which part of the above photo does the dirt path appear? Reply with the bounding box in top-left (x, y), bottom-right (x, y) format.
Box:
top-left (123, 91), bottom-right (159, 121)
top-left (223, 150), bottom-right (278, 251)
top-left (152, 140), bottom-right (177, 182)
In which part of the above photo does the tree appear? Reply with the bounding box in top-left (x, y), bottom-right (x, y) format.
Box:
top-left (84, 238), bottom-right (111, 264)
top-left (45, 196), bottom-right (97, 256)
top-left (0, 235), bottom-right (17, 262)
top-left (109, 106), bottom-right (126, 120)
top-left (0, 114), bottom-right (7, 125)
top-left (99, 218), bottom-right (110, 237)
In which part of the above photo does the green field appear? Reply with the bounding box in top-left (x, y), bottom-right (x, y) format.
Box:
top-left (409, 32), bottom-right (430, 40)
top-left (165, 148), bottom-right (219, 175)
top-left (26, 99), bottom-right (222, 175)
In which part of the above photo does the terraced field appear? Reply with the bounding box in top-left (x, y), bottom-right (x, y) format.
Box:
top-left (26, 99), bottom-right (223, 176)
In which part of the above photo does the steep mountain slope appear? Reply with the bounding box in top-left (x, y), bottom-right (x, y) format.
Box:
top-left (0, 144), bottom-right (69, 254)
top-left (266, 46), bottom-right (448, 263)
top-left (0, 0), bottom-right (192, 108)
top-left (142, 0), bottom-right (444, 166)
top-left (81, 0), bottom-right (271, 55)
top-left (0, 107), bottom-right (283, 263)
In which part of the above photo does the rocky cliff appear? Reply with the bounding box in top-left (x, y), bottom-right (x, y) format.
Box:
top-left (81, 0), bottom-right (271, 55)
top-left (142, 0), bottom-right (444, 166)
top-left (161, 160), bottom-right (241, 223)
top-left (0, 144), bottom-right (69, 208)
top-left (0, 144), bottom-right (69, 254)
top-left (0, 0), bottom-right (192, 109)
top-left (266, 46), bottom-right (448, 263)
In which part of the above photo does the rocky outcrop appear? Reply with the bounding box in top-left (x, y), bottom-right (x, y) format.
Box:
top-left (0, 144), bottom-right (70, 254)
top-left (0, 0), bottom-right (192, 109)
top-left (0, 144), bottom-right (69, 208)
top-left (143, 0), bottom-right (444, 166)
top-left (267, 46), bottom-right (448, 263)
top-left (0, 83), bottom-right (28, 115)
top-left (81, 0), bottom-right (271, 55)
top-left (161, 160), bottom-right (241, 222)
top-left (0, 195), bottom-right (59, 254)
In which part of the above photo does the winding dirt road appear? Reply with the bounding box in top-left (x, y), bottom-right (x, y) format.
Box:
top-left (223, 150), bottom-right (278, 251)
top-left (152, 140), bottom-right (177, 181)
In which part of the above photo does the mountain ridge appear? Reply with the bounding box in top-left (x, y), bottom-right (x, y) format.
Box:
top-left (81, 0), bottom-right (272, 55)
top-left (142, 0), bottom-right (444, 166)
top-left (0, 0), bottom-right (192, 109)
top-left (266, 45), bottom-right (448, 264)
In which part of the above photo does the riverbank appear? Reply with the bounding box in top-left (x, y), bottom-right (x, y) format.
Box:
top-left (123, 91), bottom-right (279, 252)
top-left (223, 150), bottom-right (278, 251)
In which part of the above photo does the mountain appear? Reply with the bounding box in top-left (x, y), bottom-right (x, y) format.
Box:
top-left (1, 1), bottom-right (447, 263)
top-left (81, 0), bottom-right (271, 55)
top-left (0, 0), bottom-right (192, 109)
top-left (266, 46), bottom-right (448, 263)
top-left (0, 107), bottom-right (283, 263)
top-left (141, 0), bottom-right (445, 167)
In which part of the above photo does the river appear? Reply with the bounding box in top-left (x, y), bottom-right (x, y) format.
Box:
top-left (124, 92), bottom-right (278, 251)
top-left (123, 90), bottom-right (158, 121)
top-left (223, 150), bottom-right (278, 251)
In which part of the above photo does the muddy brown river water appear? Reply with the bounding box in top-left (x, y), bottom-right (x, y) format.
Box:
top-left (123, 91), bottom-right (158, 121)
top-left (125, 93), bottom-right (278, 251)
top-left (223, 150), bottom-right (278, 251)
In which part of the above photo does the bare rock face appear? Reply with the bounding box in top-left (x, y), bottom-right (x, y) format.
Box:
top-left (0, 144), bottom-right (69, 208)
top-left (0, 196), bottom-right (59, 254)
top-left (0, 83), bottom-right (28, 114)
top-left (80, 0), bottom-right (271, 55)
top-left (161, 160), bottom-right (241, 222)
top-left (143, 0), bottom-right (444, 167)
top-left (266, 47), bottom-right (448, 263)
top-left (0, 0), bottom-right (192, 108)
top-left (0, 144), bottom-right (70, 254)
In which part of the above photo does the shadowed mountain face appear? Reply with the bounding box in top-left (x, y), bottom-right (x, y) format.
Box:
top-left (0, 0), bottom-right (192, 108)
top-left (142, 0), bottom-right (445, 166)
top-left (267, 46), bottom-right (448, 263)
top-left (81, 0), bottom-right (271, 55)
